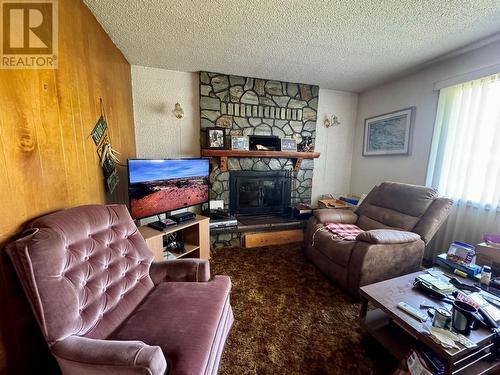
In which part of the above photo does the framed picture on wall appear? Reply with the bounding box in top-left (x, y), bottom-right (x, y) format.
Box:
top-left (206, 127), bottom-right (226, 149)
top-left (363, 107), bottom-right (415, 156)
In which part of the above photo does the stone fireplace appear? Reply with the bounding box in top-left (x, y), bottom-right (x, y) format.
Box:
top-left (200, 71), bottom-right (318, 206)
top-left (199, 71), bottom-right (318, 246)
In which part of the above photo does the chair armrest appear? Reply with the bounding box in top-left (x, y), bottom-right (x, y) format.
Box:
top-left (356, 229), bottom-right (421, 244)
top-left (51, 336), bottom-right (166, 375)
top-left (348, 240), bottom-right (425, 296)
top-left (313, 209), bottom-right (358, 224)
top-left (149, 259), bottom-right (210, 284)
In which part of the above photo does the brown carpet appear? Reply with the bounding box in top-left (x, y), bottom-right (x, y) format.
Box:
top-left (211, 243), bottom-right (397, 375)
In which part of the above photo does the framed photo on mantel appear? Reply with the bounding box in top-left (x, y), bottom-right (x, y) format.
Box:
top-left (280, 138), bottom-right (297, 152)
top-left (363, 107), bottom-right (415, 156)
top-left (231, 136), bottom-right (249, 151)
top-left (207, 127), bottom-right (226, 149)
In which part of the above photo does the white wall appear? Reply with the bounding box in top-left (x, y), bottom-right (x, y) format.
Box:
top-left (131, 65), bottom-right (358, 206)
top-left (311, 89), bottom-right (358, 204)
top-left (350, 40), bottom-right (500, 195)
top-left (131, 66), bottom-right (200, 219)
top-left (131, 65), bottom-right (200, 158)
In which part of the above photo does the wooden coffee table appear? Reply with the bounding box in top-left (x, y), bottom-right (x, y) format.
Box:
top-left (359, 270), bottom-right (500, 375)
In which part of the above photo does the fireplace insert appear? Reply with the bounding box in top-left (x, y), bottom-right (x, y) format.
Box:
top-left (229, 170), bottom-right (292, 216)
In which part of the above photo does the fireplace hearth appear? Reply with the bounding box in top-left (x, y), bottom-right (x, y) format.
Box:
top-left (229, 171), bottom-right (292, 216)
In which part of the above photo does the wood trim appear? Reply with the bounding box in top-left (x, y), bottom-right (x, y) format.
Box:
top-left (219, 156), bottom-right (228, 172)
top-left (201, 149), bottom-right (320, 159)
top-left (293, 158), bottom-right (303, 171)
top-left (244, 229), bottom-right (304, 248)
top-left (0, 0), bottom-right (137, 372)
top-left (198, 218), bottom-right (211, 259)
top-left (139, 215), bottom-right (210, 261)
top-left (201, 149), bottom-right (319, 172)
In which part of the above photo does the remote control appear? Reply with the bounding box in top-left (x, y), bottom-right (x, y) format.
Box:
top-left (397, 302), bottom-right (428, 322)
top-left (454, 333), bottom-right (477, 348)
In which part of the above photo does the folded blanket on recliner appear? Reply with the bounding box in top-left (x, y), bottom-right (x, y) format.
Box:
top-left (324, 223), bottom-right (364, 240)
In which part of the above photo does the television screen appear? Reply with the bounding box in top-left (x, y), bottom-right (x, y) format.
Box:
top-left (128, 159), bottom-right (210, 219)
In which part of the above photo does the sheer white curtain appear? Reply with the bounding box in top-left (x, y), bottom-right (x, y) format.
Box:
top-left (426, 73), bottom-right (500, 260)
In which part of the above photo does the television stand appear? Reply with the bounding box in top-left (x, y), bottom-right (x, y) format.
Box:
top-left (138, 215), bottom-right (210, 261)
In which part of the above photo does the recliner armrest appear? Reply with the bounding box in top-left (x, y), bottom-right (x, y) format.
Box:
top-left (313, 209), bottom-right (358, 224)
top-left (356, 229), bottom-right (420, 244)
top-left (51, 336), bottom-right (166, 375)
top-left (149, 259), bottom-right (210, 284)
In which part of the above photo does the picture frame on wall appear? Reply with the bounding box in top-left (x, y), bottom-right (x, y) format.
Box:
top-left (363, 107), bottom-right (415, 156)
top-left (231, 136), bottom-right (249, 151)
top-left (280, 138), bottom-right (297, 152)
top-left (207, 127), bottom-right (226, 149)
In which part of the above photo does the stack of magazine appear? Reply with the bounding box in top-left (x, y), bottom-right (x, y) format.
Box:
top-left (465, 292), bottom-right (500, 322)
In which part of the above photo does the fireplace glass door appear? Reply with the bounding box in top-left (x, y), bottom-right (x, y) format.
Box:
top-left (230, 171), bottom-right (292, 215)
top-left (238, 180), bottom-right (260, 209)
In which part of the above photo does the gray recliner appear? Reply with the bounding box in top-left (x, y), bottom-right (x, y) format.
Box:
top-left (305, 182), bottom-right (453, 296)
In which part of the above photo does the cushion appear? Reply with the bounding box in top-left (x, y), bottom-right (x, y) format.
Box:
top-left (313, 209), bottom-right (358, 224)
top-left (312, 229), bottom-right (357, 267)
top-left (355, 182), bottom-right (438, 231)
top-left (369, 182), bottom-right (437, 217)
top-left (8, 204), bottom-right (154, 344)
top-left (356, 215), bottom-right (403, 231)
top-left (356, 229), bottom-right (421, 244)
top-left (356, 205), bottom-right (419, 231)
top-left (110, 276), bottom-right (232, 375)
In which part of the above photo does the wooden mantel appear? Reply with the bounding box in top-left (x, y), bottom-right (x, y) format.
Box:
top-left (201, 149), bottom-right (320, 172)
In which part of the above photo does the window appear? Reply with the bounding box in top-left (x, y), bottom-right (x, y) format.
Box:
top-left (426, 73), bottom-right (500, 208)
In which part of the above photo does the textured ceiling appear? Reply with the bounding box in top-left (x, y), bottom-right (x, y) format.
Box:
top-left (84, 0), bottom-right (500, 92)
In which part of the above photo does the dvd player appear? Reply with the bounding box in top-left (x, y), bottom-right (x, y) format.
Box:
top-left (210, 217), bottom-right (238, 229)
top-left (171, 211), bottom-right (196, 223)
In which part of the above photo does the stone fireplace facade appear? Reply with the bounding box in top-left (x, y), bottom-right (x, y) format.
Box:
top-left (199, 71), bottom-right (319, 213)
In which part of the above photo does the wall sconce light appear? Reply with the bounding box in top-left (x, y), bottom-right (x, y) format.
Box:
top-left (324, 114), bottom-right (340, 128)
top-left (173, 102), bottom-right (184, 119)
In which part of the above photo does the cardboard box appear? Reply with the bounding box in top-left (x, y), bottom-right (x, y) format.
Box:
top-left (475, 242), bottom-right (500, 266)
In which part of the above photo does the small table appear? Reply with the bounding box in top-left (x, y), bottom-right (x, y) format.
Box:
top-left (359, 271), bottom-right (500, 375)
top-left (138, 215), bottom-right (210, 261)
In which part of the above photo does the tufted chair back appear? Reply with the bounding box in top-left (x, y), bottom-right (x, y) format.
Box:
top-left (355, 182), bottom-right (453, 244)
top-left (7, 205), bottom-right (154, 346)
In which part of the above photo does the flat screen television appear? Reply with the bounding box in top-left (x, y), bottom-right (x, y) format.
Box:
top-left (128, 158), bottom-right (210, 219)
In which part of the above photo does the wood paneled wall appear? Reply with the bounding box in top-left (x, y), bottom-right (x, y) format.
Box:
top-left (0, 0), bottom-right (136, 372)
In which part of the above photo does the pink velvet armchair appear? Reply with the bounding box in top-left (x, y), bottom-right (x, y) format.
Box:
top-left (7, 204), bottom-right (233, 374)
